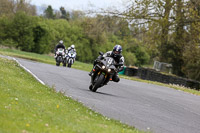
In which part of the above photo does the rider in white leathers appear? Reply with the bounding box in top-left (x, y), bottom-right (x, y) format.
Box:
top-left (66, 44), bottom-right (77, 62)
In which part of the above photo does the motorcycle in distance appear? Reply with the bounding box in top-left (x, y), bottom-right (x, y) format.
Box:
top-left (66, 50), bottom-right (76, 68)
top-left (55, 48), bottom-right (66, 66)
top-left (89, 52), bottom-right (122, 92)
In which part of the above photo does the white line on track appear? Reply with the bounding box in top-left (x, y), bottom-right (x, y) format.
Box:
top-left (13, 57), bottom-right (45, 85)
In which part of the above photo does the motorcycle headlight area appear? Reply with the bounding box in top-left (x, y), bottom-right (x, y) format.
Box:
top-left (108, 69), bottom-right (111, 72)
top-left (102, 65), bottom-right (106, 69)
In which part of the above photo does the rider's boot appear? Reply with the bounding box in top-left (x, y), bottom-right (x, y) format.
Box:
top-left (89, 66), bottom-right (96, 76)
top-left (89, 70), bottom-right (94, 76)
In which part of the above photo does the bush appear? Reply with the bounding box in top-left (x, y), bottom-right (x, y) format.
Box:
top-left (0, 12), bottom-right (151, 66)
top-left (11, 12), bottom-right (35, 51)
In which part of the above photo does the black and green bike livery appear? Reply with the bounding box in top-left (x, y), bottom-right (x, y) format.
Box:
top-left (89, 52), bottom-right (119, 92)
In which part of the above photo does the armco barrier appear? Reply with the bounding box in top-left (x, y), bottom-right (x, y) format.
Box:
top-left (125, 67), bottom-right (138, 76)
top-left (124, 67), bottom-right (200, 90)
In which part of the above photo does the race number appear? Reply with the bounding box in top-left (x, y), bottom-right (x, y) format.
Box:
top-left (108, 58), bottom-right (113, 64)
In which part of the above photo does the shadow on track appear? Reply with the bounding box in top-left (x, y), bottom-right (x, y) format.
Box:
top-left (82, 89), bottom-right (124, 99)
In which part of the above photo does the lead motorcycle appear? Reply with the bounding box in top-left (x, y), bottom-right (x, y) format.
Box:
top-left (55, 48), bottom-right (66, 66)
top-left (89, 52), bottom-right (121, 92)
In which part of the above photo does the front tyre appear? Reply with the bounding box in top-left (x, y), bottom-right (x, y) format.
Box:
top-left (68, 60), bottom-right (72, 68)
top-left (89, 84), bottom-right (93, 91)
top-left (63, 63), bottom-right (66, 67)
top-left (91, 74), bottom-right (105, 92)
top-left (56, 62), bottom-right (60, 66)
top-left (63, 59), bottom-right (66, 67)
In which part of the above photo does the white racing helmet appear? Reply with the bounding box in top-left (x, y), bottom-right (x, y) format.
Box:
top-left (59, 40), bottom-right (63, 44)
top-left (71, 44), bottom-right (75, 49)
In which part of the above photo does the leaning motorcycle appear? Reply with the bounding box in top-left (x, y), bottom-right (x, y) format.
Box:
top-left (89, 52), bottom-right (120, 92)
top-left (66, 50), bottom-right (76, 68)
top-left (55, 48), bottom-right (66, 66)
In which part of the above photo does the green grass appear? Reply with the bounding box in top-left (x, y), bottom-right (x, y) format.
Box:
top-left (0, 57), bottom-right (142, 133)
top-left (0, 48), bottom-right (92, 72)
top-left (120, 75), bottom-right (200, 96)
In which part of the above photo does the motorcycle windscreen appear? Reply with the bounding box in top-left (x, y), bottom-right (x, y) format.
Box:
top-left (103, 57), bottom-right (115, 68)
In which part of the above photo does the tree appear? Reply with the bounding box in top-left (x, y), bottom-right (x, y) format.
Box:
top-left (60, 7), bottom-right (70, 20)
top-left (44, 5), bottom-right (55, 19)
top-left (11, 12), bottom-right (35, 51)
top-left (0, 0), bottom-right (14, 16)
top-left (170, 0), bottom-right (185, 76)
top-left (71, 10), bottom-right (85, 21)
top-left (181, 0), bottom-right (200, 81)
top-left (0, 0), bottom-right (36, 16)
top-left (125, 38), bottom-right (150, 66)
top-left (124, 0), bottom-right (175, 61)
top-left (0, 15), bottom-right (17, 47)
top-left (182, 44), bottom-right (200, 81)
top-left (15, 0), bottom-right (36, 16)
top-left (32, 23), bottom-right (51, 54)
top-left (105, 0), bottom-right (192, 75)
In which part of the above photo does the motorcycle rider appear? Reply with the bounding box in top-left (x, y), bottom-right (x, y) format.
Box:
top-left (67, 44), bottom-right (76, 53)
top-left (89, 44), bottom-right (124, 82)
top-left (66, 44), bottom-right (77, 59)
top-left (54, 40), bottom-right (66, 58)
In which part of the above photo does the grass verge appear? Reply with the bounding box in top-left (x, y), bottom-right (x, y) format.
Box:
top-left (0, 57), bottom-right (142, 133)
top-left (0, 48), bottom-right (92, 72)
top-left (120, 75), bottom-right (200, 96)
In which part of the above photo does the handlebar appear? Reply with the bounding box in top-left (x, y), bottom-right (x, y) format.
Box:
top-left (99, 51), bottom-right (104, 56)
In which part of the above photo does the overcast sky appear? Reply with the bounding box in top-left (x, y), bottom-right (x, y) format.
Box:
top-left (31, 0), bottom-right (128, 11)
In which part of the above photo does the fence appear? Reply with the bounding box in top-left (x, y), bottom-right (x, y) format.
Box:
top-left (153, 61), bottom-right (172, 73)
top-left (124, 67), bottom-right (200, 90)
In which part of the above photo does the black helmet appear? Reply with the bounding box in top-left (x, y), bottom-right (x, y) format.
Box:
top-left (112, 45), bottom-right (122, 57)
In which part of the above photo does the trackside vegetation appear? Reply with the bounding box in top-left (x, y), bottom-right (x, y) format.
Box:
top-left (0, 48), bottom-right (92, 72)
top-left (0, 57), bottom-right (142, 133)
top-left (120, 75), bottom-right (200, 96)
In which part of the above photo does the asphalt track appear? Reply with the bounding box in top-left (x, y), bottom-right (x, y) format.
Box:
top-left (13, 58), bottom-right (200, 133)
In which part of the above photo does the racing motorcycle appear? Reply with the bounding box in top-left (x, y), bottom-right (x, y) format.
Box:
top-left (55, 48), bottom-right (66, 66)
top-left (89, 52), bottom-right (121, 92)
top-left (66, 50), bottom-right (76, 68)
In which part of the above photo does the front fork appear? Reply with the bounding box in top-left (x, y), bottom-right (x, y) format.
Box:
top-left (91, 70), bottom-right (111, 85)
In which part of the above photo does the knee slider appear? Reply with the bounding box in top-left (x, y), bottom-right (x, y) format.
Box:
top-left (113, 76), bottom-right (120, 82)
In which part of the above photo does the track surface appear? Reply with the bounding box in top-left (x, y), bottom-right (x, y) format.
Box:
top-left (16, 58), bottom-right (200, 133)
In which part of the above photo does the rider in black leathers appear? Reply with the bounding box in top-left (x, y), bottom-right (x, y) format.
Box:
top-left (89, 45), bottom-right (124, 82)
top-left (54, 40), bottom-right (66, 57)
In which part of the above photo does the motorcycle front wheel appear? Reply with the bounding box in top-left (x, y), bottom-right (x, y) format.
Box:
top-left (67, 60), bottom-right (72, 68)
top-left (56, 62), bottom-right (60, 66)
top-left (91, 74), bottom-right (105, 92)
